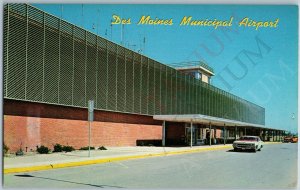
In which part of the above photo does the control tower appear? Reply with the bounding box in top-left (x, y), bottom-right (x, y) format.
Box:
top-left (169, 61), bottom-right (214, 84)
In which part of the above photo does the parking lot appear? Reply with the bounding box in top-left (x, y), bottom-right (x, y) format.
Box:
top-left (4, 143), bottom-right (298, 188)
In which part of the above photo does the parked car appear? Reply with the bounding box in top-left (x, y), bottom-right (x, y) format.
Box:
top-left (283, 136), bottom-right (293, 143)
top-left (291, 136), bottom-right (298, 143)
top-left (284, 136), bottom-right (298, 143)
top-left (232, 136), bottom-right (263, 152)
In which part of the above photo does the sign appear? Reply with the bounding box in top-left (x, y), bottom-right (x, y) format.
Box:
top-left (88, 100), bottom-right (94, 121)
top-left (88, 100), bottom-right (94, 112)
top-left (87, 100), bottom-right (94, 157)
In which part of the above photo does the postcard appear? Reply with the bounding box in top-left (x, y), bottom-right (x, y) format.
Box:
top-left (2, 3), bottom-right (298, 189)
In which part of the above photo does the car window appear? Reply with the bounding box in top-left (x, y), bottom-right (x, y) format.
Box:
top-left (239, 136), bottom-right (257, 141)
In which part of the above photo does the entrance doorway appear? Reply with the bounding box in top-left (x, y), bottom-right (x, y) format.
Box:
top-left (185, 124), bottom-right (198, 146)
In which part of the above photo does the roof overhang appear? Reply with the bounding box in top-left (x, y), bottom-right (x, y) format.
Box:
top-left (153, 114), bottom-right (283, 131)
top-left (176, 66), bottom-right (215, 76)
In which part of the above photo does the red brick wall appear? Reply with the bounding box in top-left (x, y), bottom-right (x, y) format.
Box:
top-left (4, 99), bottom-right (162, 152)
top-left (4, 115), bottom-right (162, 152)
top-left (4, 99), bottom-right (161, 125)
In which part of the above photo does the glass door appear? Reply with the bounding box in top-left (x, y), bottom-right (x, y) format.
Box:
top-left (185, 124), bottom-right (197, 146)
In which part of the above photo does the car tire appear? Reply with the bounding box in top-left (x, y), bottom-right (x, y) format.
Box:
top-left (258, 145), bottom-right (262, 151)
top-left (234, 148), bottom-right (238, 152)
top-left (253, 148), bottom-right (257, 153)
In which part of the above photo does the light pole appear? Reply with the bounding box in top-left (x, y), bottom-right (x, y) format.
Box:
top-left (291, 113), bottom-right (295, 136)
top-left (88, 100), bottom-right (94, 157)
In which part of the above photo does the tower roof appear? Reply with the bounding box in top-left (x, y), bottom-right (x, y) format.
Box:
top-left (170, 61), bottom-right (214, 76)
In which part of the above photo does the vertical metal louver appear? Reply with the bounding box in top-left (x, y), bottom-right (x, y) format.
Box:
top-left (6, 4), bottom-right (27, 100)
top-left (96, 37), bottom-right (107, 110)
top-left (147, 59), bottom-right (155, 115)
top-left (106, 41), bottom-right (117, 111)
top-left (154, 61), bottom-right (161, 115)
top-left (44, 13), bottom-right (59, 104)
top-left (160, 64), bottom-right (167, 114)
top-left (3, 3), bottom-right (265, 125)
top-left (86, 33), bottom-right (97, 108)
top-left (125, 49), bottom-right (134, 113)
top-left (4, 5), bottom-right (8, 98)
top-left (133, 52), bottom-right (141, 114)
top-left (73, 27), bottom-right (86, 107)
top-left (116, 46), bottom-right (126, 112)
top-left (140, 56), bottom-right (148, 115)
top-left (59, 21), bottom-right (73, 105)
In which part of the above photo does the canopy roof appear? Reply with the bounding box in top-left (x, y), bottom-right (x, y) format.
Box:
top-left (153, 114), bottom-right (283, 131)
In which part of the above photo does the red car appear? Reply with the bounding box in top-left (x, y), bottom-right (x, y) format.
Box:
top-left (291, 137), bottom-right (298, 143)
top-left (284, 136), bottom-right (298, 143)
top-left (284, 136), bottom-right (293, 143)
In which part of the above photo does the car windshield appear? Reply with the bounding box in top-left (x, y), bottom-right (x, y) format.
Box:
top-left (239, 137), bottom-right (258, 141)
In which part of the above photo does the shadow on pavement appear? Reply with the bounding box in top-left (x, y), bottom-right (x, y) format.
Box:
top-left (15, 174), bottom-right (123, 188)
top-left (226, 149), bottom-right (255, 153)
top-left (226, 149), bottom-right (234, 152)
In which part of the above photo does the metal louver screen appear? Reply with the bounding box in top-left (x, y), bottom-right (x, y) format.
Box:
top-left (3, 4), bottom-right (265, 125)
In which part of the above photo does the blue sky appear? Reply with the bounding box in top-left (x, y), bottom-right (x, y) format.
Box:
top-left (33, 4), bottom-right (298, 133)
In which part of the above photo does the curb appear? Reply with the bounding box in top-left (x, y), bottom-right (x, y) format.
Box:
top-left (4, 145), bottom-right (232, 174)
top-left (4, 142), bottom-right (282, 174)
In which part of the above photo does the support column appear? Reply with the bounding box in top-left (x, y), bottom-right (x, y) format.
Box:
top-left (259, 129), bottom-right (262, 139)
top-left (223, 124), bottom-right (226, 145)
top-left (162, 121), bottom-right (166, 147)
top-left (244, 127), bottom-right (247, 136)
top-left (190, 122), bottom-right (193, 148)
top-left (214, 127), bottom-right (217, 144)
top-left (272, 130), bottom-right (274, 142)
top-left (235, 126), bottom-right (237, 140)
top-left (209, 122), bottom-right (212, 146)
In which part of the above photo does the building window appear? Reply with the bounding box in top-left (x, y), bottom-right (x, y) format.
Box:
top-left (195, 72), bottom-right (202, 80)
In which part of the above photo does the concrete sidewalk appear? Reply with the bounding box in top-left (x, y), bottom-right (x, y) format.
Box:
top-left (4, 142), bottom-right (280, 174)
top-left (4, 145), bottom-right (231, 173)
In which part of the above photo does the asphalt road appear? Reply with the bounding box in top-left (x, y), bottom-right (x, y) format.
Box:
top-left (3, 143), bottom-right (298, 189)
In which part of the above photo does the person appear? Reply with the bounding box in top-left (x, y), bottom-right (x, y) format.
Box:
top-left (206, 131), bottom-right (210, 145)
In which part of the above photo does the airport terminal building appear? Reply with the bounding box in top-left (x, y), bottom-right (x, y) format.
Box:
top-left (3, 4), bottom-right (284, 152)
